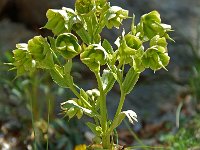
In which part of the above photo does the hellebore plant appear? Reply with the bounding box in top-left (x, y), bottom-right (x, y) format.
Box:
top-left (10, 0), bottom-right (173, 149)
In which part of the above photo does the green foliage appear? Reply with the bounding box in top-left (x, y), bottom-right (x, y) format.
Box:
top-left (9, 0), bottom-right (173, 148)
top-left (160, 115), bottom-right (200, 150)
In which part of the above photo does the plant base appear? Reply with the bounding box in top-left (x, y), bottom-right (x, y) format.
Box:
top-left (87, 144), bottom-right (124, 150)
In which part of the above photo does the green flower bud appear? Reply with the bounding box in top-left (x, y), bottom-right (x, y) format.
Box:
top-left (105, 6), bottom-right (128, 29)
top-left (28, 36), bottom-right (54, 69)
top-left (142, 46), bottom-right (170, 71)
top-left (86, 89), bottom-right (100, 101)
top-left (12, 44), bottom-right (36, 76)
top-left (80, 44), bottom-right (107, 71)
top-left (75, 0), bottom-right (95, 14)
top-left (55, 33), bottom-right (81, 59)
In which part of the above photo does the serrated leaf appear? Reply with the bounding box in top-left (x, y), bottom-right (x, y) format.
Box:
top-left (61, 100), bottom-right (99, 118)
top-left (102, 39), bottom-right (114, 54)
top-left (101, 69), bottom-right (115, 93)
top-left (50, 65), bottom-right (73, 88)
top-left (122, 67), bottom-right (140, 94)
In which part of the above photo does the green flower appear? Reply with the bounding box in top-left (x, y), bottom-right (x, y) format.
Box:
top-left (150, 35), bottom-right (167, 48)
top-left (138, 11), bottom-right (171, 40)
top-left (75, 0), bottom-right (95, 14)
top-left (28, 36), bottom-right (54, 69)
top-left (125, 34), bottom-right (142, 50)
top-left (55, 33), bottom-right (81, 59)
top-left (142, 46), bottom-right (170, 71)
top-left (12, 44), bottom-right (36, 77)
top-left (115, 32), bottom-right (143, 65)
top-left (44, 9), bottom-right (69, 35)
top-left (80, 44), bottom-right (107, 71)
top-left (105, 6), bottom-right (128, 29)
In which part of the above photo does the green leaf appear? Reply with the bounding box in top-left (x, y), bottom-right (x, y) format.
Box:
top-left (109, 65), bottom-right (122, 83)
top-left (86, 122), bottom-right (102, 136)
top-left (80, 88), bottom-right (88, 101)
top-left (102, 39), bottom-right (114, 54)
top-left (64, 59), bottom-right (72, 74)
top-left (122, 67), bottom-right (140, 94)
top-left (67, 107), bottom-right (77, 119)
top-left (76, 28), bottom-right (91, 44)
top-left (111, 112), bottom-right (126, 130)
top-left (101, 69), bottom-right (115, 93)
top-left (61, 100), bottom-right (99, 118)
top-left (50, 65), bottom-right (71, 88)
top-left (110, 110), bottom-right (137, 132)
top-left (131, 13), bottom-right (136, 35)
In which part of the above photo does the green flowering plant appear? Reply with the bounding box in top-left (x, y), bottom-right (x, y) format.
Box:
top-left (9, 0), bottom-right (173, 149)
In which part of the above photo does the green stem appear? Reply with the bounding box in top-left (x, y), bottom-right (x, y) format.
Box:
top-left (25, 88), bottom-right (37, 150)
top-left (108, 89), bottom-right (126, 135)
top-left (114, 90), bottom-right (126, 118)
top-left (94, 71), bottom-right (109, 148)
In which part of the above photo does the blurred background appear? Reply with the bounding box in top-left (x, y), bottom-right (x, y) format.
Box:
top-left (0, 0), bottom-right (200, 149)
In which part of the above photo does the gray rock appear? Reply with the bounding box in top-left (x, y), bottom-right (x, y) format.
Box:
top-left (107, 80), bottom-right (188, 124)
top-left (14, 0), bottom-right (74, 26)
top-left (0, 19), bottom-right (36, 53)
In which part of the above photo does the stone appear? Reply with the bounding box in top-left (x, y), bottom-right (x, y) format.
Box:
top-left (0, 19), bottom-right (36, 53)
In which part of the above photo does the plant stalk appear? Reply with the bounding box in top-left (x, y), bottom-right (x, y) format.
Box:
top-left (94, 71), bottom-right (109, 148)
top-left (108, 90), bottom-right (126, 135)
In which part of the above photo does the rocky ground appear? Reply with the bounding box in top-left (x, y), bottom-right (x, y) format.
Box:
top-left (0, 0), bottom-right (200, 149)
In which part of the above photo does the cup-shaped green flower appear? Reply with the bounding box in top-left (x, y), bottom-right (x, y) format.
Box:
top-left (142, 46), bottom-right (170, 71)
top-left (55, 33), bottom-right (81, 59)
top-left (44, 9), bottom-right (69, 35)
top-left (12, 44), bottom-right (36, 77)
top-left (75, 0), bottom-right (95, 14)
top-left (28, 36), bottom-right (54, 69)
top-left (80, 44), bottom-right (107, 71)
top-left (138, 11), bottom-right (168, 40)
top-left (125, 34), bottom-right (142, 50)
top-left (116, 33), bottom-right (143, 65)
top-left (105, 6), bottom-right (128, 29)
